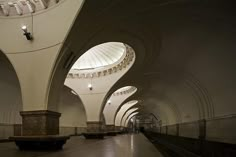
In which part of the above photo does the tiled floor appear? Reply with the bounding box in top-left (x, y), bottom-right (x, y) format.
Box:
top-left (0, 134), bottom-right (163, 157)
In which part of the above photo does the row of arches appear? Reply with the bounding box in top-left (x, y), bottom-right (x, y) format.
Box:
top-left (1, 0), bottom-right (236, 136)
top-left (0, 42), bottom-right (139, 130)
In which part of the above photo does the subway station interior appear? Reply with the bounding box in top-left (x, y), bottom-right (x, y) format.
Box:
top-left (0, 0), bottom-right (236, 156)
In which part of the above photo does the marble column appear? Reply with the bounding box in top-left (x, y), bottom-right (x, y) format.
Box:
top-left (83, 121), bottom-right (106, 139)
top-left (21, 110), bottom-right (60, 136)
top-left (10, 110), bottom-right (69, 150)
top-left (106, 125), bottom-right (115, 132)
top-left (105, 125), bottom-right (117, 136)
top-left (86, 121), bottom-right (103, 133)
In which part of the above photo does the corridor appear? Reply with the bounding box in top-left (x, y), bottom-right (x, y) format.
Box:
top-left (0, 0), bottom-right (236, 156)
top-left (0, 134), bottom-right (163, 157)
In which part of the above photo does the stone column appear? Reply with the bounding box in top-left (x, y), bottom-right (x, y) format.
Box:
top-left (10, 110), bottom-right (69, 150)
top-left (86, 121), bottom-right (103, 133)
top-left (106, 125), bottom-right (115, 131)
top-left (83, 121), bottom-right (105, 139)
top-left (105, 125), bottom-right (116, 136)
top-left (115, 126), bottom-right (122, 133)
top-left (20, 110), bottom-right (60, 136)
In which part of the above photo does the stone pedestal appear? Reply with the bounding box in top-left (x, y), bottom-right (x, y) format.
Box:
top-left (10, 135), bottom-right (70, 150)
top-left (21, 110), bottom-right (60, 136)
top-left (82, 121), bottom-right (106, 139)
top-left (10, 110), bottom-right (69, 150)
top-left (115, 126), bottom-right (122, 134)
top-left (105, 125), bottom-right (117, 136)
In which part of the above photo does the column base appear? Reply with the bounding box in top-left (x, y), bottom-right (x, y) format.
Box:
top-left (10, 135), bottom-right (70, 150)
top-left (106, 131), bottom-right (117, 136)
top-left (82, 132), bottom-right (106, 139)
top-left (83, 121), bottom-right (106, 139)
top-left (105, 125), bottom-right (117, 136)
top-left (115, 126), bottom-right (122, 134)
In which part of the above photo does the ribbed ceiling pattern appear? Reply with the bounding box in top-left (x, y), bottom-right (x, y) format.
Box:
top-left (115, 86), bottom-right (132, 93)
top-left (122, 100), bottom-right (138, 108)
top-left (72, 42), bottom-right (125, 70)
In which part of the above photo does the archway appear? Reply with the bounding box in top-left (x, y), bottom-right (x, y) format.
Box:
top-left (0, 50), bottom-right (23, 139)
top-left (58, 86), bottom-right (87, 136)
top-left (64, 42), bottom-right (136, 134)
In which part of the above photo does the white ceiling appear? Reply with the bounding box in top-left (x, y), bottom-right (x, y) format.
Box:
top-left (72, 42), bottom-right (125, 70)
top-left (115, 86), bottom-right (132, 93)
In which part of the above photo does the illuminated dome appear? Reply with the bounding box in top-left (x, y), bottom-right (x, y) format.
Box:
top-left (123, 100), bottom-right (138, 108)
top-left (72, 42), bottom-right (126, 70)
top-left (112, 86), bottom-right (137, 96)
top-left (115, 86), bottom-right (133, 93)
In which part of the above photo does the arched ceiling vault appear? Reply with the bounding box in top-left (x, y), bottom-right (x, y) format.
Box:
top-left (71, 42), bottom-right (126, 70)
top-left (49, 0), bottom-right (236, 126)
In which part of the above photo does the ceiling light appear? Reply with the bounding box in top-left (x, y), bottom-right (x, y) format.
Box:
top-left (21, 25), bottom-right (33, 40)
top-left (88, 84), bottom-right (93, 90)
top-left (21, 25), bottom-right (27, 32)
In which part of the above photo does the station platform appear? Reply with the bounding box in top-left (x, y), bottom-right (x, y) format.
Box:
top-left (0, 134), bottom-right (163, 157)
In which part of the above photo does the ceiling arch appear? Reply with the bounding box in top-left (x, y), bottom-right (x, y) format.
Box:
top-left (71, 42), bottom-right (126, 70)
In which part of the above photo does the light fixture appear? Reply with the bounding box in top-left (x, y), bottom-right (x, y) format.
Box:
top-left (88, 83), bottom-right (93, 90)
top-left (107, 100), bottom-right (111, 105)
top-left (21, 25), bottom-right (33, 40)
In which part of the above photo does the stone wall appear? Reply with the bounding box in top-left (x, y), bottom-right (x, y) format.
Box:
top-left (0, 124), bottom-right (14, 140)
top-left (156, 114), bottom-right (236, 144)
top-left (167, 124), bottom-right (178, 136)
top-left (179, 121), bottom-right (199, 139)
top-left (206, 115), bottom-right (236, 144)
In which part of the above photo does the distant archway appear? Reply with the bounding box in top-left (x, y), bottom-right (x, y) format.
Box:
top-left (0, 50), bottom-right (23, 125)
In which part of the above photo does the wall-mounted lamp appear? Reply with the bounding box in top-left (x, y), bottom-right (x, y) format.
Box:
top-left (107, 100), bottom-right (111, 105)
top-left (21, 25), bottom-right (33, 40)
top-left (88, 84), bottom-right (93, 90)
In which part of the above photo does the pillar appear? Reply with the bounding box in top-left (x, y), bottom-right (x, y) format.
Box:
top-left (82, 121), bottom-right (106, 139)
top-left (86, 121), bottom-right (103, 133)
top-left (105, 125), bottom-right (117, 136)
top-left (10, 110), bottom-right (69, 150)
top-left (20, 110), bottom-right (60, 136)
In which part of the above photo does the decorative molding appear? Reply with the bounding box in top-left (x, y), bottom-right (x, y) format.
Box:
top-left (112, 86), bottom-right (137, 96)
top-left (66, 45), bottom-right (135, 79)
top-left (0, 0), bottom-right (61, 16)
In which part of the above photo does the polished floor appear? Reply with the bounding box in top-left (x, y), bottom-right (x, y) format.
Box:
top-left (0, 134), bottom-right (163, 157)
